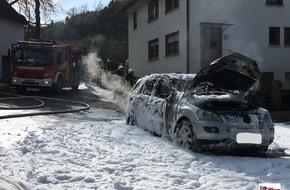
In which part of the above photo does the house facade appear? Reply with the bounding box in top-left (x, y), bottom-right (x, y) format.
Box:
top-left (0, 0), bottom-right (27, 81)
top-left (124, 0), bottom-right (290, 90)
top-left (125, 0), bottom-right (188, 77)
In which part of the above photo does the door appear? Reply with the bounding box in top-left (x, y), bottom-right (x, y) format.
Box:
top-left (146, 79), bottom-right (171, 135)
top-left (136, 78), bottom-right (170, 135)
top-left (133, 79), bottom-right (156, 130)
top-left (201, 24), bottom-right (222, 68)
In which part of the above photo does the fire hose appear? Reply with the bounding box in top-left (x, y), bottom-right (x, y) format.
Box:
top-left (0, 92), bottom-right (90, 119)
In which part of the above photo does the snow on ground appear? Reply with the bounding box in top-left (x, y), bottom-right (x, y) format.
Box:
top-left (0, 110), bottom-right (290, 190)
top-left (0, 84), bottom-right (290, 190)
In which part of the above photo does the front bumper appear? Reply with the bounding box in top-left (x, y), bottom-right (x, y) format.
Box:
top-left (193, 120), bottom-right (275, 148)
top-left (11, 77), bottom-right (52, 87)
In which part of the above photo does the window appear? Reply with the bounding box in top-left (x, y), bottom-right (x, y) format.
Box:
top-left (133, 11), bottom-right (137, 30)
top-left (284, 28), bottom-right (290, 46)
top-left (148, 39), bottom-right (159, 60)
top-left (166, 31), bottom-right (179, 56)
top-left (51, 52), bottom-right (58, 64)
top-left (148, 0), bottom-right (158, 21)
top-left (165, 0), bottom-right (179, 13)
top-left (266, 0), bottom-right (283, 5)
top-left (61, 49), bottom-right (67, 62)
top-left (155, 80), bottom-right (170, 99)
top-left (143, 80), bottom-right (156, 95)
top-left (57, 52), bottom-right (62, 64)
top-left (269, 27), bottom-right (280, 46)
top-left (13, 49), bottom-right (50, 65)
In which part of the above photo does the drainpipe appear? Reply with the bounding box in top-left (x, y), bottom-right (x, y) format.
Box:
top-left (186, 0), bottom-right (190, 73)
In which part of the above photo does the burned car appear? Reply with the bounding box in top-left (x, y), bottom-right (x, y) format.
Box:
top-left (126, 53), bottom-right (274, 153)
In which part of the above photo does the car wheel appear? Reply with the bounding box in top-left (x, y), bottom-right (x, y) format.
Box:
top-left (176, 119), bottom-right (200, 152)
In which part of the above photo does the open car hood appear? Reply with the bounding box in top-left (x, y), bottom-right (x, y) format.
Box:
top-left (191, 52), bottom-right (260, 99)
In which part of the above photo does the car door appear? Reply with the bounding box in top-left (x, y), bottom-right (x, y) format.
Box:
top-left (143, 79), bottom-right (171, 136)
top-left (133, 79), bottom-right (156, 130)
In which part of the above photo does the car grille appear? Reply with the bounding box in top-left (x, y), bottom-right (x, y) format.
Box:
top-left (222, 113), bottom-right (253, 125)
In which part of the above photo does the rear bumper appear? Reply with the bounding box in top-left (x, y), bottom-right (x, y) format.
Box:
top-left (11, 77), bottom-right (52, 87)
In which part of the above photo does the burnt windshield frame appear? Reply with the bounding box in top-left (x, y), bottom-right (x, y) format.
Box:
top-left (13, 47), bottom-right (50, 65)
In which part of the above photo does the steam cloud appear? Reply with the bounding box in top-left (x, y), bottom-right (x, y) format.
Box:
top-left (82, 53), bottom-right (131, 112)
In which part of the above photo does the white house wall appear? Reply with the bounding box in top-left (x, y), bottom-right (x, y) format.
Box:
top-left (189, 0), bottom-right (290, 88)
top-left (128, 0), bottom-right (188, 78)
top-left (0, 17), bottom-right (24, 78)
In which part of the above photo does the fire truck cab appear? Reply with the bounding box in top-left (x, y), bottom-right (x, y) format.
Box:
top-left (11, 40), bottom-right (85, 94)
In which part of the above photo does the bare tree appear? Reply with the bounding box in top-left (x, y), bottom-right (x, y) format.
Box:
top-left (8, 0), bottom-right (56, 39)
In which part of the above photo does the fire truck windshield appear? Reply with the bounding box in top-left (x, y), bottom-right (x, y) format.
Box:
top-left (13, 48), bottom-right (50, 65)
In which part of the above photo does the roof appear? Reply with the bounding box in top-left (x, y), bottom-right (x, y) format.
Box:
top-left (119, 0), bottom-right (141, 12)
top-left (0, 0), bottom-right (27, 24)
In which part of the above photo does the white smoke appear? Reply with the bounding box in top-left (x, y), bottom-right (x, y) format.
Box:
top-left (82, 53), bottom-right (131, 112)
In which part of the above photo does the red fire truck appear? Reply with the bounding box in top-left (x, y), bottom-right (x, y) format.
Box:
top-left (10, 40), bottom-right (86, 93)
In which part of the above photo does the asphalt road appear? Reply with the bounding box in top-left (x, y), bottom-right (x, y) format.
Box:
top-left (0, 85), bottom-right (123, 120)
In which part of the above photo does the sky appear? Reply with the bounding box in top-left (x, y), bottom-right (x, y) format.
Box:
top-left (50, 0), bottom-right (111, 22)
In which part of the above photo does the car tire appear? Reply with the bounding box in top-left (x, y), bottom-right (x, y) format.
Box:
top-left (176, 119), bottom-right (201, 152)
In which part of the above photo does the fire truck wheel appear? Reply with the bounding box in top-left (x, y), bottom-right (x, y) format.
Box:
top-left (53, 77), bottom-right (63, 94)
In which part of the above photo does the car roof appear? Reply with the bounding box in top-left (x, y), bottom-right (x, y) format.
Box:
top-left (140, 73), bottom-right (196, 82)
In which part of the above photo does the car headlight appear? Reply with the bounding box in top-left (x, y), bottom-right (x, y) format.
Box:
top-left (197, 110), bottom-right (221, 122)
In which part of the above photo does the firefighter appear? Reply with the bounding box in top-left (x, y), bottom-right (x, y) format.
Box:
top-left (126, 68), bottom-right (137, 86)
top-left (113, 65), bottom-right (125, 78)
